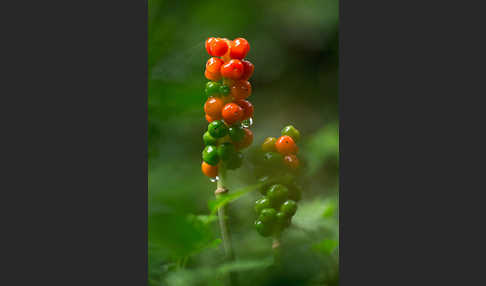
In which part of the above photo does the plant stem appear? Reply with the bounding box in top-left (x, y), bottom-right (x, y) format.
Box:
top-left (215, 165), bottom-right (238, 286)
top-left (272, 234), bottom-right (282, 266)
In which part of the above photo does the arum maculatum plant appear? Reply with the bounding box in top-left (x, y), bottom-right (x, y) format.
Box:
top-left (200, 36), bottom-right (254, 284)
top-left (250, 125), bottom-right (303, 260)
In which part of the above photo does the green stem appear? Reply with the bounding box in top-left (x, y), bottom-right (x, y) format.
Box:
top-left (216, 165), bottom-right (238, 286)
top-left (272, 234), bottom-right (282, 266)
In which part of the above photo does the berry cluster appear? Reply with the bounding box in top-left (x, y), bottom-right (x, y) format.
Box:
top-left (201, 37), bottom-right (255, 178)
top-left (253, 125), bottom-right (302, 237)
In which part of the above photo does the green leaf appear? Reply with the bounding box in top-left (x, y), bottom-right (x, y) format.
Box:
top-left (313, 239), bottom-right (339, 255)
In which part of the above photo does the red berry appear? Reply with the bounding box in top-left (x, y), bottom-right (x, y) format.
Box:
top-left (235, 99), bottom-right (254, 120)
top-left (206, 57), bottom-right (224, 74)
top-left (275, 135), bottom-right (298, 155)
top-left (202, 161), bottom-right (218, 178)
top-left (205, 69), bottom-right (221, 81)
top-left (220, 59), bottom-right (244, 79)
top-left (230, 80), bottom-right (251, 100)
top-left (205, 37), bottom-right (216, 55)
top-left (208, 38), bottom-right (228, 57)
top-left (204, 97), bottom-right (224, 120)
top-left (241, 60), bottom-right (254, 80)
top-left (230, 38), bottom-right (250, 59)
top-left (221, 102), bottom-right (244, 125)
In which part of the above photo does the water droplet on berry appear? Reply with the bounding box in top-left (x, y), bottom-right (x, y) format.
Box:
top-left (209, 176), bottom-right (219, 183)
top-left (242, 118), bottom-right (253, 128)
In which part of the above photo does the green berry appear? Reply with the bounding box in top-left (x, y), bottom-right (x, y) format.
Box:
top-left (218, 143), bottom-right (236, 162)
top-left (202, 145), bottom-right (219, 165)
top-left (205, 81), bottom-right (221, 97)
top-left (280, 200), bottom-right (297, 217)
top-left (226, 151), bottom-right (243, 170)
top-left (276, 211), bottom-right (291, 230)
top-left (254, 197), bottom-right (271, 215)
top-left (281, 125), bottom-right (300, 142)
top-left (219, 84), bottom-right (230, 95)
top-left (257, 176), bottom-right (272, 195)
top-left (263, 152), bottom-right (284, 168)
top-left (254, 220), bottom-right (272, 237)
top-left (259, 208), bottom-right (277, 225)
top-left (228, 125), bottom-right (245, 142)
top-left (203, 131), bottom-right (217, 146)
top-left (266, 184), bottom-right (289, 208)
top-left (208, 120), bottom-right (228, 138)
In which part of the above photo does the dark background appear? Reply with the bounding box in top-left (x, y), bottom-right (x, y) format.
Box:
top-left (149, 0), bottom-right (339, 285)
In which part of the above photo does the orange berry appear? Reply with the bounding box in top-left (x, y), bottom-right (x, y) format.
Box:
top-left (221, 38), bottom-right (232, 62)
top-left (220, 59), bottom-right (244, 79)
top-left (221, 102), bottom-right (244, 125)
top-left (230, 80), bottom-right (252, 100)
top-left (283, 155), bottom-right (299, 170)
top-left (201, 161), bottom-right (218, 178)
top-left (235, 128), bottom-right (253, 150)
top-left (207, 38), bottom-right (228, 56)
top-left (206, 57), bottom-right (224, 74)
top-left (205, 37), bottom-right (216, 55)
top-left (205, 69), bottom-right (221, 81)
top-left (204, 97), bottom-right (224, 120)
top-left (229, 38), bottom-right (250, 59)
top-left (275, 135), bottom-right (298, 155)
top-left (241, 60), bottom-right (254, 80)
top-left (234, 99), bottom-right (253, 120)
top-left (206, 114), bottom-right (215, 123)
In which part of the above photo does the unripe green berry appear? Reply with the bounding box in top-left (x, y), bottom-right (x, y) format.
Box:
top-left (281, 125), bottom-right (300, 142)
top-left (280, 200), bottom-right (298, 217)
top-left (257, 176), bottom-right (272, 195)
top-left (202, 145), bottom-right (219, 166)
top-left (226, 151), bottom-right (243, 170)
top-left (219, 84), bottom-right (230, 95)
top-left (276, 211), bottom-right (291, 230)
top-left (254, 220), bottom-right (272, 237)
top-left (266, 184), bottom-right (289, 208)
top-left (254, 197), bottom-right (271, 215)
top-left (205, 81), bottom-right (221, 97)
top-left (208, 120), bottom-right (228, 138)
top-left (228, 125), bottom-right (245, 142)
top-left (218, 143), bottom-right (236, 162)
top-left (203, 131), bottom-right (217, 146)
top-left (258, 208), bottom-right (277, 225)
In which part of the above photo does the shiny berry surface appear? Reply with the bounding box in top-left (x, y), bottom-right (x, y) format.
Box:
top-left (261, 137), bottom-right (277, 152)
top-left (241, 60), bottom-right (254, 80)
top-left (205, 81), bottom-right (221, 97)
top-left (254, 197), bottom-right (271, 215)
top-left (201, 161), bottom-right (218, 178)
top-left (254, 220), bottom-right (272, 237)
top-left (205, 69), bottom-right (221, 81)
top-left (208, 120), bottom-right (228, 138)
top-left (222, 103), bottom-right (244, 125)
top-left (204, 97), bottom-right (224, 120)
top-left (266, 184), bottom-right (289, 208)
top-left (229, 38), bottom-right (250, 59)
top-left (234, 99), bottom-right (253, 120)
top-left (205, 37), bottom-right (216, 55)
top-left (220, 59), bottom-right (244, 79)
top-left (206, 57), bottom-right (224, 74)
top-left (281, 125), bottom-right (300, 142)
top-left (230, 80), bottom-right (251, 100)
top-left (258, 208), bottom-right (277, 225)
top-left (202, 145), bottom-right (220, 166)
top-left (207, 38), bottom-right (228, 56)
top-left (275, 135), bottom-right (298, 155)
top-left (203, 131), bottom-right (217, 146)
top-left (280, 200), bottom-right (297, 217)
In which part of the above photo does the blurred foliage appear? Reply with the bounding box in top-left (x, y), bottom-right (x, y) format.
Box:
top-left (148, 0), bottom-right (339, 285)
